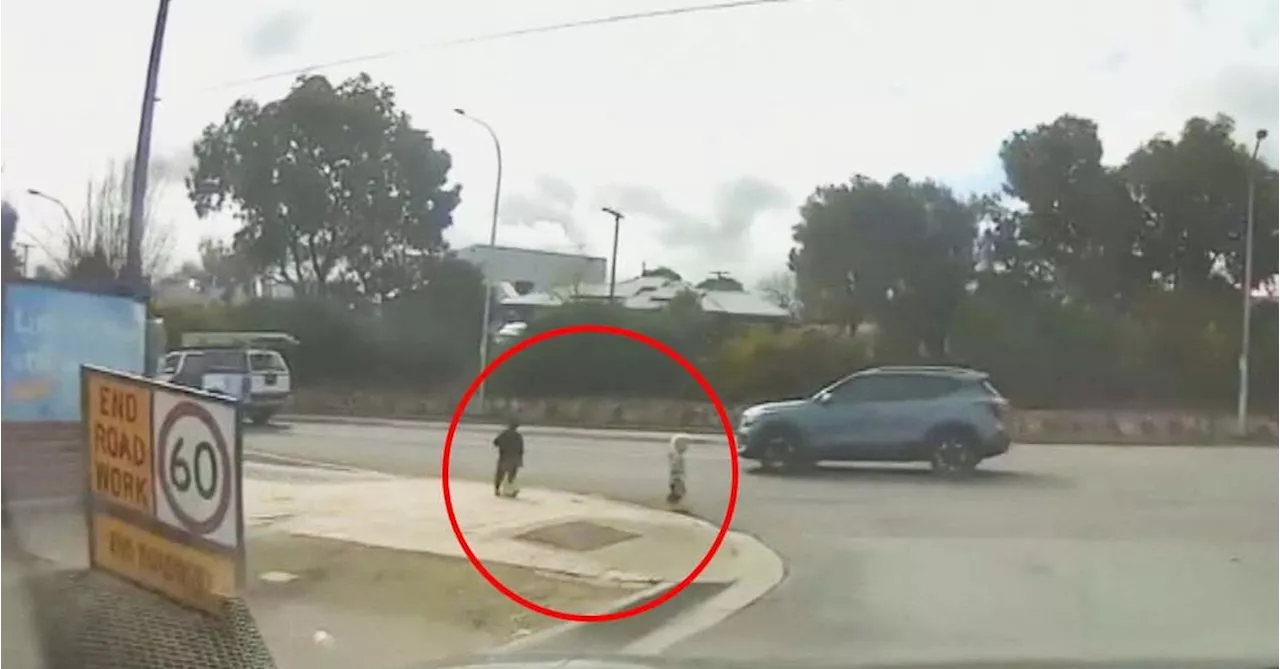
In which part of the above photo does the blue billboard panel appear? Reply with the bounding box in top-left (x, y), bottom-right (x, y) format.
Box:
top-left (2, 283), bottom-right (146, 422)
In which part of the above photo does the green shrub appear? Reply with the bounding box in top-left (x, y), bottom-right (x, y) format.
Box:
top-left (705, 326), bottom-right (872, 403)
top-left (487, 303), bottom-right (709, 399)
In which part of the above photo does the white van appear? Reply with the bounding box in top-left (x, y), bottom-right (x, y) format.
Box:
top-left (155, 332), bottom-right (297, 425)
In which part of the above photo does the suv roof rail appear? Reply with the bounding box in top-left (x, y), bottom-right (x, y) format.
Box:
top-left (866, 365), bottom-right (985, 376)
top-left (180, 331), bottom-right (300, 349)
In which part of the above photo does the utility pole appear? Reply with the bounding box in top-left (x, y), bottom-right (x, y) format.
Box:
top-left (601, 207), bottom-right (625, 303)
top-left (1236, 127), bottom-right (1269, 436)
top-left (124, 0), bottom-right (173, 289)
top-left (1, 202), bottom-right (15, 282)
top-left (15, 243), bottom-right (32, 276)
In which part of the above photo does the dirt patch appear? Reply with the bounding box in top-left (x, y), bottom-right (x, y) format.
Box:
top-left (245, 532), bottom-right (637, 669)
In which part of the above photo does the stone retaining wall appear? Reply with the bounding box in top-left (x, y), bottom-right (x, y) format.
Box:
top-left (290, 388), bottom-right (1278, 445)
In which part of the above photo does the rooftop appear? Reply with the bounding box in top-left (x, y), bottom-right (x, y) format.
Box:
top-left (500, 276), bottom-right (790, 319)
top-left (456, 244), bottom-right (607, 263)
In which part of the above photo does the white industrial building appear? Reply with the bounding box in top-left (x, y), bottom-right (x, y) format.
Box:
top-left (454, 244), bottom-right (607, 294)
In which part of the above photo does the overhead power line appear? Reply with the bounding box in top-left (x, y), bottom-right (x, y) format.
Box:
top-left (185, 0), bottom-right (815, 96)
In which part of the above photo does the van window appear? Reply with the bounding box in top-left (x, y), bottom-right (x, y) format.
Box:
top-left (249, 351), bottom-right (287, 372)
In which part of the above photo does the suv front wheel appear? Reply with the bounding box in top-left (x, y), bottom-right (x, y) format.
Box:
top-left (928, 428), bottom-right (980, 476)
top-left (758, 426), bottom-right (810, 473)
top-left (248, 409), bottom-right (275, 426)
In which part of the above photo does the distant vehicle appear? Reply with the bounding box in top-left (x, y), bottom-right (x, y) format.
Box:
top-left (494, 321), bottom-right (527, 346)
top-left (735, 366), bottom-right (1011, 475)
top-left (154, 331), bottom-right (298, 425)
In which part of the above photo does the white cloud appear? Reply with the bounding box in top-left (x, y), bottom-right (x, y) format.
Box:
top-left (2, 0), bottom-right (1275, 283)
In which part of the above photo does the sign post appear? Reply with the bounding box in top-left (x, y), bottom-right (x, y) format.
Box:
top-left (82, 365), bottom-right (244, 613)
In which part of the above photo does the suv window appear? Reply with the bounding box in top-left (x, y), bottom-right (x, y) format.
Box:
top-left (249, 351), bottom-right (287, 372)
top-left (174, 352), bottom-right (207, 382)
top-left (829, 375), bottom-right (899, 402)
top-left (159, 353), bottom-right (181, 375)
top-left (901, 375), bottom-right (962, 400)
top-left (832, 374), bottom-right (959, 403)
top-left (198, 349), bottom-right (248, 373)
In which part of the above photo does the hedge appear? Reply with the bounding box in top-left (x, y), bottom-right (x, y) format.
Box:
top-left (156, 292), bottom-right (1278, 412)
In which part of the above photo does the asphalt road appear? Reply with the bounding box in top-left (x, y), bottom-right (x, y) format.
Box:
top-left (246, 419), bottom-right (1278, 666)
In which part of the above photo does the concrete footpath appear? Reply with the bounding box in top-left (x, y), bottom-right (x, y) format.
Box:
top-left (243, 460), bottom-right (784, 665)
top-left (246, 464), bottom-right (767, 586)
top-left (3, 528), bottom-right (47, 669)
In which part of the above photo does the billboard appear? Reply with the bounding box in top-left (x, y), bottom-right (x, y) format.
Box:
top-left (2, 282), bottom-right (147, 422)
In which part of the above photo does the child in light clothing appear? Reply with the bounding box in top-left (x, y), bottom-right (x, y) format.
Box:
top-left (666, 434), bottom-right (691, 510)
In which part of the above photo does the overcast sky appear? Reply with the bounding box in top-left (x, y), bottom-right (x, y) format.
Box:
top-left (2, 0), bottom-right (1277, 285)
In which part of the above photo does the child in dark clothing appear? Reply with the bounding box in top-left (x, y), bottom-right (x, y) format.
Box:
top-left (492, 418), bottom-right (524, 497)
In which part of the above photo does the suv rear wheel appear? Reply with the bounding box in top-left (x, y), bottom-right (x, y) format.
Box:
top-left (928, 428), bottom-right (980, 476)
top-left (249, 409), bottom-right (275, 426)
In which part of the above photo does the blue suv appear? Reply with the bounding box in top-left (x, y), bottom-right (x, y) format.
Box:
top-left (736, 366), bottom-right (1011, 475)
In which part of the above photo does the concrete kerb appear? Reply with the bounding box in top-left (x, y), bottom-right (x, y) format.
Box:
top-left (491, 530), bottom-right (786, 656)
top-left (622, 529), bottom-right (785, 655)
top-left (489, 580), bottom-right (676, 654)
top-left (277, 413), bottom-right (724, 445)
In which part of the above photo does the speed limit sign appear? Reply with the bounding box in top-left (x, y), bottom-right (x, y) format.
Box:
top-left (154, 394), bottom-right (239, 549)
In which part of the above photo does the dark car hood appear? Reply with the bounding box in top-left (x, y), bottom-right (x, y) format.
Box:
top-left (413, 652), bottom-right (1275, 669)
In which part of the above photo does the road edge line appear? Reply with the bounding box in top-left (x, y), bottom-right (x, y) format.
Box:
top-left (243, 450), bottom-right (375, 474)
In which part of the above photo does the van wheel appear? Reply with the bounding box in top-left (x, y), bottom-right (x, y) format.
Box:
top-left (929, 428), bottom-right (979, 477)
top-left (249, 410), bottom-right (274, 426)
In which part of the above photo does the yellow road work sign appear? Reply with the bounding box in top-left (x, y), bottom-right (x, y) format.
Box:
top-left (86, 372), bottom-right (154, 515)
top-left (81, 365), bottom-right (245, 614)
top-left (91, 512), bottom-right (236, 613)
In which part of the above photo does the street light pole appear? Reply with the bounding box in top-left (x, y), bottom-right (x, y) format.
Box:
top-left (26, 189), bottom-right (76, 231)
top-left (601, 207), bottom-right (624, 303)
top-left (1236, 128), bottom-right (1268, 436)
top-left (124, 0), bottom-right (173, 289)
top-left (454, 109), bottom-right (504, 408)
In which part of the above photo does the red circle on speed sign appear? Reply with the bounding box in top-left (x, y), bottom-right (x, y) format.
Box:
top-left (156, 400), bottom-right (233, 536)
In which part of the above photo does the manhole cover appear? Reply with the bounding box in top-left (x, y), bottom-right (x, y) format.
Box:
top-left (515, 521), bottom-right (639, 552)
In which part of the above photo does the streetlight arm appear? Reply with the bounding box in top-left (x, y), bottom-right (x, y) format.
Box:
top-left (26, 189), bottom-right (76, 230)
top-left (455, 110), bottom-right (503, 246)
